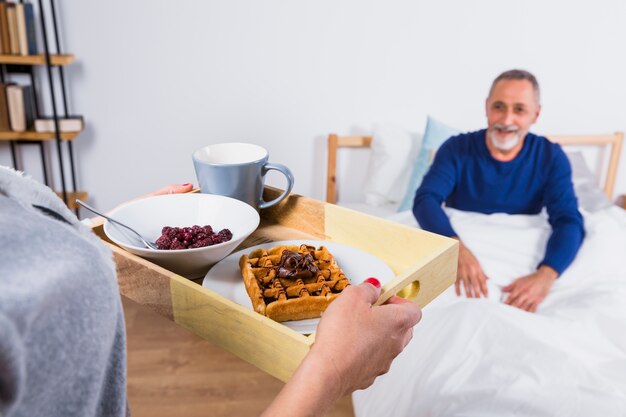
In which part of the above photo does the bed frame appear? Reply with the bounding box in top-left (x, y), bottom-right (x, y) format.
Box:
top-left (326, 132), bottom-right (624, 204)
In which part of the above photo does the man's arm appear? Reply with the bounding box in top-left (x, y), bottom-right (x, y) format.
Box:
top-left (412, 142), bottom-right (458, 237)
top-left (539, 147), bottom-right (585, 274)
top-left (503, 146), bottom-right (585, 311)
top-left (413, 141), bottom-right (489, 298)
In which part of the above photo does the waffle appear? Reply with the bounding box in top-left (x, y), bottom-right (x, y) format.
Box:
top-left (239, 243), bottom-right (350, 322)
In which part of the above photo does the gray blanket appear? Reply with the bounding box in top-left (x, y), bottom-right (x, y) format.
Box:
top-left (0, 166), bottom-right (127, 417)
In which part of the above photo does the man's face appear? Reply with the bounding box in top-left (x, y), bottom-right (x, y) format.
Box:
top-left (485, 79), bottom-right (541, 155)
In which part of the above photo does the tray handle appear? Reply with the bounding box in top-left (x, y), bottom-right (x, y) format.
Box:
top-left (374, 271), bottom-right (422, 307)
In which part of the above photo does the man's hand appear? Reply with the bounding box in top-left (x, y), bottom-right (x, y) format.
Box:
top-left (455, 239), bottom-right (489, 298)
top-left (502, 265), bottom-right (558, 312)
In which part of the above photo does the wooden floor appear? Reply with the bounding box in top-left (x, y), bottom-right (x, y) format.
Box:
top-left (123, 296), bottom-right (354, 417)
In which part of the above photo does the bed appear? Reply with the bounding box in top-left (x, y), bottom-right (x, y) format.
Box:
top-left (326, 131), bottom-right (626, 416)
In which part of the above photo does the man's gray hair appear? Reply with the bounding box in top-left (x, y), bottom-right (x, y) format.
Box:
top-left (489, 69), bottom-right (540, 102)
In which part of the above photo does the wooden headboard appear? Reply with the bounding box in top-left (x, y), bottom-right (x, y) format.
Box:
top-left (326, 132), bottom-right (624, 204)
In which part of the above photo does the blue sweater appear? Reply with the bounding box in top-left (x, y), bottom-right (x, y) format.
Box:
top-left (413, 129), bottom-right (585, 275)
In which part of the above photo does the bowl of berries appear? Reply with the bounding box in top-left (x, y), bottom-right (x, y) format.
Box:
top-left (103, 193), bottom-right (260, 278)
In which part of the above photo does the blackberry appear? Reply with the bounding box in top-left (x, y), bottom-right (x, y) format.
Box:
top-left (155, 224), bottom-right (233, 250)
top-left (218, 229), bottom-right (233, 241)
top-left (170, 240), bottom-right (186, 250)
top-left (155, 235), bottom-right (172, 249)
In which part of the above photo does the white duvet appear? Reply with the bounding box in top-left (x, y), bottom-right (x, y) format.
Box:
top-left (353, 206), bottom-right (626, 417)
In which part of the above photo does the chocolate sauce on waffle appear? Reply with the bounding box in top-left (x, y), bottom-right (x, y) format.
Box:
top-left (276, 250), bottom-right (320, 280)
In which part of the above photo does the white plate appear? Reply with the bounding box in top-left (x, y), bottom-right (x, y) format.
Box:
top-left (202, 240), bottom-right (394, 334)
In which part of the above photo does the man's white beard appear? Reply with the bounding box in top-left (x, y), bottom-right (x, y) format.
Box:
top-left (489, 125), bottom-right (521, 151)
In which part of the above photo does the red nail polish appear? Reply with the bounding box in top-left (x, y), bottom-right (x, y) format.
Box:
top-left (364, 277), bottom-right (381, 289)
top-left (182, 183), bottom-right (192, 187)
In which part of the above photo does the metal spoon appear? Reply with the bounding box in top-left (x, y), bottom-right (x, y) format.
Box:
top-left (76, 199), bottom-right (159, 250)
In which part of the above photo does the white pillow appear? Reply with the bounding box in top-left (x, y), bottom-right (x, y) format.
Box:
top-left (565, 151), bottom-right (612, 212)
top-left (364, 124), bottom-right (421, 206)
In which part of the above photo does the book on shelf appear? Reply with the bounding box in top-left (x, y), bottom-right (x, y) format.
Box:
top-left (0, 2), bottom-right (12, 54)
top-left (7, 3), bottom-right (19, 55)
top-left (15, 3), bottom-right (28, 56)
top-left (6, 84), bottom-right (36, 132)
top-left (0, 2), bottom-right (37, 56)
top-left (23, 2), bottom-right (37, 55)
top-left (34, 116), bottom-right (84, 133)
top-left (6, 84), bottom-right (23, 131)
top-left (0, 83), bottom-right (11, 131)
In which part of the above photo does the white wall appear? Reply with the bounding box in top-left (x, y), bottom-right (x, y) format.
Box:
top-left (2, 0), bottom-right (625, 212)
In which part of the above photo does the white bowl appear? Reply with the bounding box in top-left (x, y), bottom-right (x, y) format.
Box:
top-left (104, 193), bottom-right (260, 278)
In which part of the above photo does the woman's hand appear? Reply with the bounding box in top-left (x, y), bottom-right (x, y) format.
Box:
top-left (141, 183), bottom-right (193, 198)
top-left (312, 279), bottom-right (422, 394)
top-left (262, 279), bottom-right (421, 417)
top-left (84, 183), bottom-right (194, 226)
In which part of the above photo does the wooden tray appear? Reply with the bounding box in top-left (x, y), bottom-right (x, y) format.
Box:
top-left (91, 188), bottom-right (458, 382)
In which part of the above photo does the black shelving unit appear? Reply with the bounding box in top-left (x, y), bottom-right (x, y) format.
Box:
top-left (0, 0), bottom-right (83, 214)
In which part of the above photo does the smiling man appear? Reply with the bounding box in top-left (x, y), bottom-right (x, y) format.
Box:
top-left (412, 69), bottom-right (585, 312)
